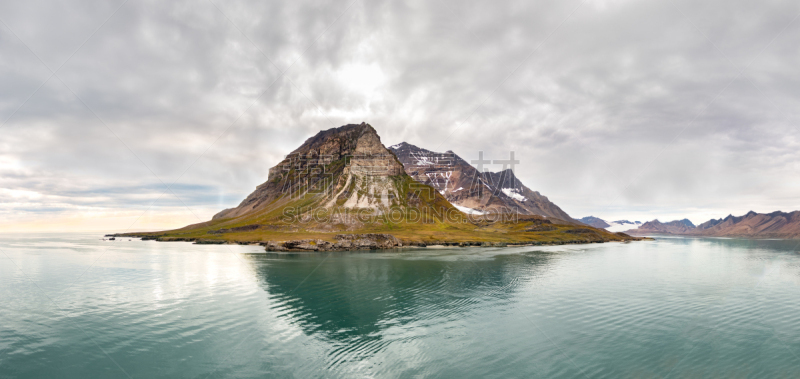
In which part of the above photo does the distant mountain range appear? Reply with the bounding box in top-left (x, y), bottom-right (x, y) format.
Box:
top-left (629, 219), bottom-right (695, 235)
top-left (626, 211), bottom-right (800, 238)
top-left (388, 142), bottom-right (578, 223)
top-left (578, 217), bottom-right (642, 232)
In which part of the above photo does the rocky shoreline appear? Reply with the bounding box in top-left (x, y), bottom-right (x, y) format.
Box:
top-left (107, 232), bottom-right (645, 252)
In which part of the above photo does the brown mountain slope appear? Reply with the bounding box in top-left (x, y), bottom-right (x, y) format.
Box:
top-left (388, 142), bottom-right (578, 224)
top-left (694, 211), bottom-right (800, 238)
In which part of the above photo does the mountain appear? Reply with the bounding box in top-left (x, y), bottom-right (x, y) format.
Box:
top-left (627, 211), bottom-right (800, 238)
top-left (388, 142), bottom-right (578, 223)
top-left (212, 122), bottom-right (412, 221)
top-left (628, 219), bottom-right (696, 235)
top-left (579, 216), bottom-right (611, 228)
top-left (116, 123), bottom-right (635, 248)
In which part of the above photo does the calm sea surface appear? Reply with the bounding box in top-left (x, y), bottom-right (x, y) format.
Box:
top-left (2, 234), bottom-right (800, 378)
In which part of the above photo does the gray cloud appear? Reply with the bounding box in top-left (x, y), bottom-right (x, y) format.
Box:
top-left (1, 0), bottom-right (800, 230)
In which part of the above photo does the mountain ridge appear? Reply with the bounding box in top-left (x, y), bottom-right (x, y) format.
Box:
top-left (388, 142), bottom-right (579, 224)
top-left (627, 211), bottom-right (800, 238)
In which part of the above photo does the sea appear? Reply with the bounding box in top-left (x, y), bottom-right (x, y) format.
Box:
top-left (2, 233), bottom-right (800, 378)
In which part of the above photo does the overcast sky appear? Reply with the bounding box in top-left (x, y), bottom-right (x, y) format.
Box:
top-left (1, 0), bottom-right (799, 232)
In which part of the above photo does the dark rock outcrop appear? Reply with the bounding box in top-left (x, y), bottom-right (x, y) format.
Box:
top-left (265, 239), bottom-right (331, 251)
top-left (265, 233), bottom-right (402, 252)
top-left (195, 239), bottom-right (226, 245)
top-left (332, 233), bottom-right (401, 249)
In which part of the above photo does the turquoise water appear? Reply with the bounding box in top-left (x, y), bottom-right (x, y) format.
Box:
top-left (2, 235), bottom-right (800, 378)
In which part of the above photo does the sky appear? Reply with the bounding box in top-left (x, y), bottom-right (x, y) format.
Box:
top-left (1, 0), bottom-right (799, 232)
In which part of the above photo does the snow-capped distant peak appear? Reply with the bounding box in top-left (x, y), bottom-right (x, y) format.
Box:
top-left (501, 188), bottom-right (527, 202)
top-left (389, 143), bottom-right (403, 150)
top-left (605, 220), bottom-right (642, 232)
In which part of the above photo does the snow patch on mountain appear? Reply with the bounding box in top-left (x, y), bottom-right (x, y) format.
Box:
top-left (410, 151), bottom-right (451, 167)
top-left (410, 152), bottom-right (435, 166)
top-left (501, 188), bottom-right (527, 202)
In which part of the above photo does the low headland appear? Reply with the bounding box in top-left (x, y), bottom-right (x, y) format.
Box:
top-left (112, 213), bottom-right (646, 252)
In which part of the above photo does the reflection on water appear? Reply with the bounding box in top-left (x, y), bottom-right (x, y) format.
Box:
top-left (246, 251), bottom-right (552, 350)
top-left (2, 235), bottom-right (800, 378)
top-left (652, 234), bottom-right (800, 251)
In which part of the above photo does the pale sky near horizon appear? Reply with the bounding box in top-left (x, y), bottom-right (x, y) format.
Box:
top-left (1, 0), bottom-right (799, 232)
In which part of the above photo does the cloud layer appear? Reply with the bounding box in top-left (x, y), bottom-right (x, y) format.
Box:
top-left (1, 0), bottom-right (799, 231)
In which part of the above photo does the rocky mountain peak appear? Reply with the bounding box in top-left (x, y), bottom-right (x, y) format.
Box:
top-left (268, 123), bottom-right (404, 180)
top-left (388, 141), bottom-right (578, 223)
top-left (483, 169), bottom-right (522, 190)
top-left (354, 123), bottom-right (388, 155)
top-left (214, 124), bottom-right (426, 220)
top-left (287, 123), bottom-right (384, 157)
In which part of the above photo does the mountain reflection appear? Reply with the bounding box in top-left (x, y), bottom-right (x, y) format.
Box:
top-left (646, 235), bottom-right (800, 252)
top-left (244, 250), bottom-right (553, 349)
